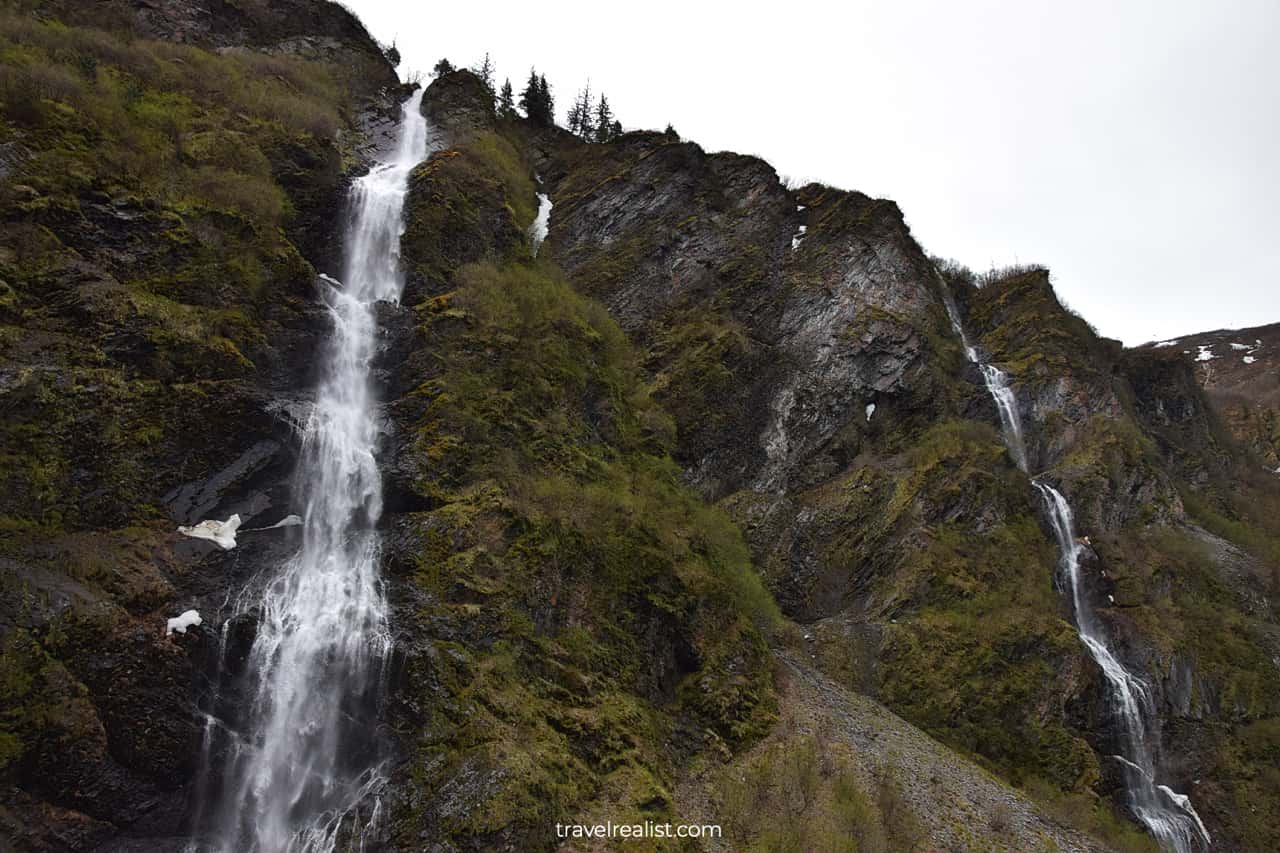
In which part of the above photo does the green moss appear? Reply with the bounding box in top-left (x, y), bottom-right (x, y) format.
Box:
top-left (967, 269), bottom-right (1107, 378)
top-left (401, 140), bottom-right (530, 289)
top-left (0, 627), bottom-right (96, 772)
top-left (392, 259), bottom-right (779, 845)
top-left (0, 11), bottom-right (341, 529)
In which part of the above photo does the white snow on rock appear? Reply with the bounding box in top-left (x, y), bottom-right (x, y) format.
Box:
top-left (791, 224), bottom-right (807, 251)
top-left (167, 609), bottom-right (202, 635)
top-left (1243, 355), bottom-right (1257, 364)
top-left (1153, 339), bottom-right (1179, 348)
top-left (178, 514), bottom-right (241, 550)
top-left (1230, 342), bottom-right (1251, 350)
top-left (1195, 345), bottom-right (1216, 362)
top-left (865, 402), bottom-right (876, 422)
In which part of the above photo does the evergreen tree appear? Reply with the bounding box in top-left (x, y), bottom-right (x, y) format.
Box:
top-left (432, 57), bottom-right (455, 77)
top-left (611, 119), bottom-right (622, 139)
top-left (498, 78), bottom-right (515, 119)
top-left (537, 74), bottom-right (553, 127)
top-left (566, 98), bottom-right (582, 135)
top-left (593, 94), bottom-right (613, 142)
top-left (573, 83), bottom-right (594, 139)
top-left (519, 70), bottom-right (554, 127)
top-left (473, 52), bottom-right (495, 93)
top-left (519, 69), bottom-right (539, 118)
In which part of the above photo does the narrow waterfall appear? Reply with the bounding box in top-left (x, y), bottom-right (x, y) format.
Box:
top-left (938, 285), bottom-right (1028, 471)
top-left (529, 190), bottom-right (552, 255)
top-left (936, 276), bottom-right (1209, 852)
top-left (193, 89), bottom-right (431, 853)
top-left (1035, 483), bottom-right (1211, 853)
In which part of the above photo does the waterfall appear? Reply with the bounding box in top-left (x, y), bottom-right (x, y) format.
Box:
top-left (193, 88), bottom-right (431, 853)
top-left (1035, 483), bottom-right (1211, 853)
top-left (529, 190), bottom-right (552, 255)
top-left (936, 275), bottom-right (1209, 852)
top-left (938, 283), bottom-right (1028, 471)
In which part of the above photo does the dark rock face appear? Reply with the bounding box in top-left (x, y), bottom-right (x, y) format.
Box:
top-left (1144, 321), bottom-right (1280, 471)
top-left (544, 138), bottom-right (973, 616)
top-left (421, 70), bottom-right (497, 143)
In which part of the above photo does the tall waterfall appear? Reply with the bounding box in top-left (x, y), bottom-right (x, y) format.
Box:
top-left (194, 89), bottom-right (431, 853)
top-left (936, 275), bottom-right (1209, 852)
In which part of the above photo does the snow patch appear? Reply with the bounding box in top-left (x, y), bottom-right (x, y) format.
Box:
top-left (865, 402), bottom-right (876, 422)
top-left (1153, 339), bottom-right (1179, 348)
top-left (1230, 342), bottom-right (1250, 350)
top-left (1243, 355), bottom-right (1256, 364)
top-left (1194, 345), bottom-right (1216, 362)
top-left (167, 609), bottom-right (202, 635)
top-left (178, 514), bottom-right (241, 550)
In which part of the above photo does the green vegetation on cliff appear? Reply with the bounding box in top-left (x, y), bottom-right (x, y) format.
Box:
top-left (0, 8), bottom-right (365, 528)
top-left (386, 107), bottom-right (778, 847)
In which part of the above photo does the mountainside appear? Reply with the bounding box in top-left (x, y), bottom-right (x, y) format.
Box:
top-left (1141, 323), bottom-right (1280, 472)
top-left (1, 3), bottom-right (1278, 852)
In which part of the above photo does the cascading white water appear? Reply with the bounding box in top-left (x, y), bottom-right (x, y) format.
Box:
top-left (936, 274), bottom-right (1209, 852)
top-left (529, 190), bottom-right (552, 255)
top-left (195, 89), bottom-right (431, 853)
top-left (1035, 483), bottom-right (1211, 853)
top-left (938, 283), bottom-right (1028, 471)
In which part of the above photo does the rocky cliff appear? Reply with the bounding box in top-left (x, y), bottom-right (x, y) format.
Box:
top-left (1140, 323), bottom-right (1280, 472)
top-left (2, 3), bottom-right (1278, 852)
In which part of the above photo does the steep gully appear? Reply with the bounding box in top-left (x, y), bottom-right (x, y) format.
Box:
top-left (188, 90), bottom-right (431, 852)
top-left (937, 280), bottom-right (1211, 852)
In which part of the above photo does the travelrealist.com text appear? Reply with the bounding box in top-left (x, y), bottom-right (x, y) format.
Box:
top-left (555, 822), bottom-right (722, 840)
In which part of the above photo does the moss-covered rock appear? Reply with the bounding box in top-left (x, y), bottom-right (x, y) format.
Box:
top-left (381, 111), bottom-right (778, 849)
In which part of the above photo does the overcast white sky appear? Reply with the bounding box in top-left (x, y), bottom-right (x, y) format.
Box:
top-left (344, 0), bottom-right (1279, 345)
